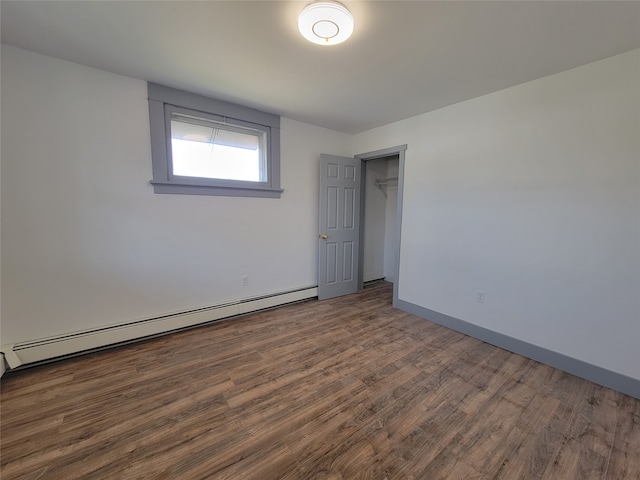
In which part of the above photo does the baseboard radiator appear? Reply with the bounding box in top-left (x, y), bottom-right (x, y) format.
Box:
top-left (1, 286), bottom-right (318, 373)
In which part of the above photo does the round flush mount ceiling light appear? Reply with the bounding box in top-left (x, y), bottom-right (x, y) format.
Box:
top-left (298, 1), bottom-right (354, 46)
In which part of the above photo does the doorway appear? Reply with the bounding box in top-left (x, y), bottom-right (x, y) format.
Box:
top-left (356, 144), bottom-right (407, 305)
top-left (317, 145), bottom-right (406, 303)
top-left (361, 154), bottom-right (399, 285)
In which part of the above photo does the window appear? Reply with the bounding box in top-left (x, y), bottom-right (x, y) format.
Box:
top-left (148, 83), bottom-right (282, 198)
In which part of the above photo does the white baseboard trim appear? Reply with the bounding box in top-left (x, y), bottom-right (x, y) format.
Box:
top-left (1, 286), bottom-right (317, 371)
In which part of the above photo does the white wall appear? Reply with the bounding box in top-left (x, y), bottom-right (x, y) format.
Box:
top-left (0, 45), bottom-right (352, 345)
top-left (354, 49), bottom-right (640, 380)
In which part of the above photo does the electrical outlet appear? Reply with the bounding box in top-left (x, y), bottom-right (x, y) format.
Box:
top-left (242, 275), bottom-right (249, 287)
top-left (476, 290), bottom-right (485, 303)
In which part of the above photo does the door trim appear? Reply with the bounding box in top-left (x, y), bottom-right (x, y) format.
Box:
top-left (355, 145), bottom-right (407, 307)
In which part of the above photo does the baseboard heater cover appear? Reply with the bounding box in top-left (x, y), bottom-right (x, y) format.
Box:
top-left (1, 286), bottom-right (318, 371)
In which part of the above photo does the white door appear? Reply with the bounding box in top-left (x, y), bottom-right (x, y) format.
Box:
top-left (318, 154), bottom-right (361, 300)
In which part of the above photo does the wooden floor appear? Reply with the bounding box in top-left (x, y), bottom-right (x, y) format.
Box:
top-left (1, 282), bottom-right (639, 480)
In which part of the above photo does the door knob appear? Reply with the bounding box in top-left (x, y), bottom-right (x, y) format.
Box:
top-left (320, 234), bottom-right (328, 239)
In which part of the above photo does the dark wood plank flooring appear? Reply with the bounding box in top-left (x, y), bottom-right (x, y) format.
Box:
top-left (2, 282), bottom-right (639, 479)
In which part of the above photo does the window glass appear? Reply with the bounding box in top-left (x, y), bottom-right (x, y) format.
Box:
top-left (170, 114), bottom-right (266, 182)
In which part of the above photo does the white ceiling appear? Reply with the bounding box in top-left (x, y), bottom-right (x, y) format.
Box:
top-left (2, 1), bottom-right (639, 134)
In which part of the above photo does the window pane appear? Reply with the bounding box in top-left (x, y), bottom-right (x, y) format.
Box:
top-left (170, 115), bottom-right (264, 182)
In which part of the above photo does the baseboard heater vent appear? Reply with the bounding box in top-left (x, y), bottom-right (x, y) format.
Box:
top-left (1, 286), bottom-right (318, 372)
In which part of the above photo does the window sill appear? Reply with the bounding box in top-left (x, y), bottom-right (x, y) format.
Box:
top-left (150, 181), bottom-right (283, 198)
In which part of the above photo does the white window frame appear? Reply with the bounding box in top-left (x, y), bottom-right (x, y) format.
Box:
top-left (148, 83), bottom-right (282, 198)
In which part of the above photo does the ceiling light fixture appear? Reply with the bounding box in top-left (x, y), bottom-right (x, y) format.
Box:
top-left (298, 0), bottom-right (354, 46)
